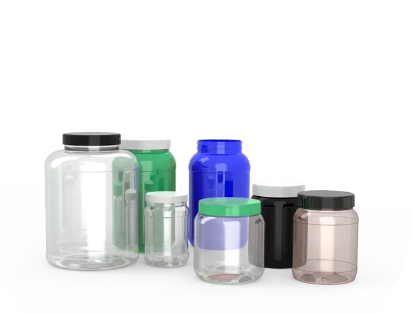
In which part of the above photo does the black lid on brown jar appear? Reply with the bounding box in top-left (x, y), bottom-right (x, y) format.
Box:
top-left (297, 190), bottom-right (355, 211)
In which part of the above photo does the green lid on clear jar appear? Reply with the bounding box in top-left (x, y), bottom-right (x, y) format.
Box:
top-left (199, 197), bottom-right (261, 217)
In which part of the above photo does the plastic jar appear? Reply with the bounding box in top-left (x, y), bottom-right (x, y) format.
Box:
top-left (194, 198), bottom-right (264, 285)
top-left (252, 181), bottom-right (305, 269)
top-left (45, 133), bottom-right (138, 270)
top-left (121, 137), bottom-right (176, 253)
top-left (293, 190), bottom-right (359, 285)
top-left (144, 192), bottom-right (189, 268)
top-left (188, 139), bottom-right (250, 246)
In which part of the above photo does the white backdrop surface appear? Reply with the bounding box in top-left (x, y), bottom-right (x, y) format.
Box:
top-left (0, 1), bottom-right (411, 314)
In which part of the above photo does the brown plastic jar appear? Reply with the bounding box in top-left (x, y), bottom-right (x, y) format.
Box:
top-left (293, 190), bottom-right (358, 285)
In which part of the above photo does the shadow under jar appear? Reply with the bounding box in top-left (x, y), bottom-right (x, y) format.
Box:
top-left (293, 190), bottom-right (359, 285)
top-left (194, 198), bottom-right (264, 285)
top-left (45, 133), bottom-right (139, 270)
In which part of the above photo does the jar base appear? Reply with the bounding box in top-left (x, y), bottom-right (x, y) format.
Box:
top-left (198, 272), bottom-right (262, 285)
top-left (293, 267), bottom-right (357, 285)
top-left (144, 254), bottom-right (188, 268)
top-left (46, 245), bottom-right (138, 271)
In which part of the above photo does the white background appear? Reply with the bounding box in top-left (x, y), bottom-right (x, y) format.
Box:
top-left (1, 1), bottom-right (411, 313)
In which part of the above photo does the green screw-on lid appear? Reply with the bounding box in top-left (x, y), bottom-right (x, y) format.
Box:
top-left (199, 197), bottom-right (261, 217)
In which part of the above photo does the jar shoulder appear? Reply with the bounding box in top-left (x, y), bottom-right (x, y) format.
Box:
top-left (44, 149), bottom-right (137, 170)
top-left (252, 195), bottom-right (298, 207)
top-left (294, 208), bottom-right (359, 225)
top-left (195, 213), bottom-right (262, 223)
top-left (132, 150), bottom-right (176, 170)
top-left (189, 152), bottom-right (250, 172)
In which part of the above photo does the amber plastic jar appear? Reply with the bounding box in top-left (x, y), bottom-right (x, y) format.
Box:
top-left (293, 190), bottom-right (358, 285)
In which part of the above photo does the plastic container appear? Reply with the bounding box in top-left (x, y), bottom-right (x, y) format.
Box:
top-left (45, 132), bottom-right (138, 270)
top-left (144, 192), bottom-right (189, 268)
top-left (121, 137), bottom-right (176, 253)
top-left (188, 139), bottom-right (250, 246)
top-left (252, 181), bottom-right (305, 269)
top-left (194, 198), bottom-right (264, 285)
top-left (293, 190), bottom-right (359, 285)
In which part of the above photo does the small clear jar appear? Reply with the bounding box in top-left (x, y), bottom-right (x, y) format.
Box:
top-left (45, 133), bottom-right (138, 270)
top-left (144, 192), bottom-right (189, 267)
top-left (293, 190), bottom-right (359, 285)
top-left (194, 198), bottom-right (264, 285)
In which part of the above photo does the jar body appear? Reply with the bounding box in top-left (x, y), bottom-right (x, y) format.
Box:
top-left (128, 149), bottom-right (176, 253)
top-left (293, 208), bottom-right (359, 284)
top-left (45, 148), bottom-right (138, 270)
top-left (194, 213), bottom-right (264, 284)
top-left (188, 140), bottom-right (250, 246)
top-left (252, 195), bottom-right (298, 268)
top-left (144, 201), bottom-right (188, 267)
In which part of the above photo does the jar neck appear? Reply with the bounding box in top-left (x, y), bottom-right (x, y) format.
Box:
top-left (129, 149), bottom-right (169, 154)
top-left (302, 207), bottom-right (354, 212)
top-left (197, 140), bottom-right (242, 154)
top-left (64, 145), bottom-right (120, 152)
top-left (147, 201), bottom-right (186, 207)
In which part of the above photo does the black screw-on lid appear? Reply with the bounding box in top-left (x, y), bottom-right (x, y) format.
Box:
top-left (297, 190), bottom-right (355, 210)
top-left (63, 132), bottom-right (121, 146)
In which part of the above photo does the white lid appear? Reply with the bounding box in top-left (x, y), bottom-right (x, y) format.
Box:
top-left (145, 191), bottom-right (187, 203)
top-left (253, 181), bottom-right (305, 198)
top-left (125, 189), bottom-right (137, 200)
top-left (121, 137), bottom-right (171, 150)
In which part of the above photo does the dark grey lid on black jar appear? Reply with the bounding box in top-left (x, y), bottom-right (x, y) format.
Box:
top-left (297, 190), bottom-right (355, 210)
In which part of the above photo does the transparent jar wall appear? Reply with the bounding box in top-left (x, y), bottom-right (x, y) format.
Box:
top-left (144, 201), bottom-right (188, 267)
top-left (45, 148), bottom-right (138, 270)
top-left (293, 208), bottom-right (359, 284)
top-left (194, 214), bottom-right (264, 285)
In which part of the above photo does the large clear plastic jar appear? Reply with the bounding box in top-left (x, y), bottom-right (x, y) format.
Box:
top-left (194, 198), bottom-right (264, 285)
top-left (293, 190), bottom-right (359, 285)
top-left (45, 132), bottom-right (139, 270)
top-left (144, 191), bottom-right (189, 268)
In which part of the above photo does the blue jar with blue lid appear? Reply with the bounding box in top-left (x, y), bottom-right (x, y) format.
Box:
top-left (188, 139), bottom-right (251, 246)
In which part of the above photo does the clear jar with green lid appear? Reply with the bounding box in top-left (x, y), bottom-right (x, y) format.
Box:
top-left (194, 197), bottom-right (264, 285)
top-left (121, 137), bottom-right (176, 253)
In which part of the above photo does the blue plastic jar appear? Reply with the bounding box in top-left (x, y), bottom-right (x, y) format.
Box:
top-left (188, 140), bottom-right (251, 246)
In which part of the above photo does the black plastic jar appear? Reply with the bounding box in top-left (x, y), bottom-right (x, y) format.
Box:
top-left (252, 181), bottom-right (305, 269)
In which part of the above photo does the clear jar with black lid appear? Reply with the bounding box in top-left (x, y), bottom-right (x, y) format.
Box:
top-left (45, 132), bottom-right (138, 270)
top-left (293, 190), bottom-right (359, 285)
top-left (252, 181), bottom-right (305, 269)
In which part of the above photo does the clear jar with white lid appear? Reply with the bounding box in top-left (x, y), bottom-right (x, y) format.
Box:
top-left (144, 192), bottom-right (189, 267)
top-left (45, 132), bottom-right (138, 270)
top-left (293, 190), bottom-right (359, 284)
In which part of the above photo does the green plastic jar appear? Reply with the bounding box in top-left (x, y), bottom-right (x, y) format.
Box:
top-left (121, 137), bottom-right (176, 253)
